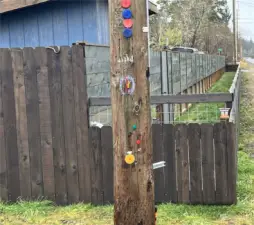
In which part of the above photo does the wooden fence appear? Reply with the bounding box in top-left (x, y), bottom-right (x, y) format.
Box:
top-left (0, 46), bottom-right (90, 204)
top-left (0, 46), bottom-right (237, 205)
top-left (90, 123), bottom-right (237, 205)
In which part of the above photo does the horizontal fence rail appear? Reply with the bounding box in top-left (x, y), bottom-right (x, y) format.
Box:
top-left (89, 93), bottom-right (233, 106)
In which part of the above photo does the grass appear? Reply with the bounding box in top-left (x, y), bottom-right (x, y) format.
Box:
top-left (175, 72), bottom-right (235, 123)
top-left (0, 68), bottom-right (254, 224)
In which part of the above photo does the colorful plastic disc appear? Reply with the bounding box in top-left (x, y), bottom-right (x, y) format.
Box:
top-left (120, 75), bottom-right (135, 94)
top-left (123, 19), bottom-right (133, 28)
top-left (122, 9), bottom-right (132, 19)
top-left (123, 28), bottom-right (133, 38)
top-left (121, 0), bottom-right (131, 8)
top-left (125, 154), bottom-right (135, 165)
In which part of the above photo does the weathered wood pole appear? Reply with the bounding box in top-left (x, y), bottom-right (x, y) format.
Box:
top-left (108, 0), bottom-right (155, 224)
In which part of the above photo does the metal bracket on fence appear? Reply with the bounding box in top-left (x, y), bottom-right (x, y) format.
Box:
top-left (152, 161), bottom-right (166, 170)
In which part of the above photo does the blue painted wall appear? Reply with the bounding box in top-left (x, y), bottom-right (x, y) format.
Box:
top-left (0, 0), bottom-right (109, 48)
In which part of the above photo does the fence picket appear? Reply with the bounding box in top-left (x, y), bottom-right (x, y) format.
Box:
top-left (60, 46), bottom-right (79, 204)
top-left (1, 49), bottom-right (20, 201)
top-left (89, 127), bottom-right (103, 205)
top-left (201, 124), bottom-right (215, 204)
top-left (153, 124), bottom-right (164, 203)
top-left (11, 49), bottom-right (31, 199)
top-left (214, 123), bottom-right (228, 204)
top-left (188, 123), bottom-right (202, 204)
top-left (23, 47), bottom-right (43, 198)
top-left (47, 48), bottom-right (67, 205)
top-left (226, 123), bottom-right (237, 204)
top-left (0, 49), bottom-right (8, 201)
top-left (163, 124), bottom-right (177, 203)
top-left (35, 47), bottom-right (55, 201)
top-left (175, 124), bottom-right (189, 203)
top-left (101, 126), bottom-right (114, 204)
top-left (72, 45), bottom-right (91, 203)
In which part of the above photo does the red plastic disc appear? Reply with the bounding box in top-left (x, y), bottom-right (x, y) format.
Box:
top-left (123, 19), bottom-right (133, 28)
top-left (121, 0), bottom-right (131, 8)
top-left (136, 140), bottom-right (141, 145)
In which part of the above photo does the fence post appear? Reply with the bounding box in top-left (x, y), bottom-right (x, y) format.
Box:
top-left (161, 51), bottom-right (170, 124)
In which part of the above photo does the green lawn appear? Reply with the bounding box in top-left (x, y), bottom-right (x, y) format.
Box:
top-left (175, 72), bottom-right (235, 123)
top-left (1, 70), bottom-right (254, 225)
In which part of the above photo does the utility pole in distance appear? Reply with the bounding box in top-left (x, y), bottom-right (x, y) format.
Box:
top-left (233, 0), bottom-right (236, 64)
top-left (108, 0), bottom-right (155, 224)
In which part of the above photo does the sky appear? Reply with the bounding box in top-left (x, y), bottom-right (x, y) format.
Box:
top-left (153, 0), bottom-right (254, 41)
top-left (227, 0), bottom-right (254, 40)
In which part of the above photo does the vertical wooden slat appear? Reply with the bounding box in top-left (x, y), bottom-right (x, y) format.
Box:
top-left (47, 48), bottom-right (67, 205)
top-left (214, 122), bottom-right (228, 204)
top-left (101, 126), bottom-right (113, 204)
top-left (35, 47), bottom-right (55, 201)
top-left (23, 47), bottom-right (43, 198)
top-left (0, 49), bottom-right (8, 201)
top-left (72, 45), bottom-right (91, 203)
top-left (60, 46), bottom-right (79, 204)
top-left (1, 49), bottom-right (20, 201)
top-left (201, 124), bottom-right (215, 204)
top-left (226, 123), bottom-right (237, 204)
top-left (89, 127), bottom-right (103, 205)
top-left (188, 123), bottom-right (202, 204)
top-left (11, 49), bottom-right (31, 199)
top-left (163, 124), bottom-right (177, 203)
top-left (175, 124), bottom-right (189, 203)
top-left (152, 124), bottom-right (164, 203)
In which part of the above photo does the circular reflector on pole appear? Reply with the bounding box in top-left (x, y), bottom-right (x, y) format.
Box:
top-left (123, 19), bottom-right (133, 28)
top-left (121, 0), bottom-right (131, 8)
top-left (122, 9), bottom-right (132, 19)
top-left (123, 28), bottom-right (133, 38)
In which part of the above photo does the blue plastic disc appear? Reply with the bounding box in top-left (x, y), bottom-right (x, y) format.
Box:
top-left (123, 28), bottom-right (133, 38)
top-left (122, 9), bottom-right (132, 19)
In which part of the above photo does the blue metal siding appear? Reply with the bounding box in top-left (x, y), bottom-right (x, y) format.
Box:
top-left (0, 0), bottom-right (109, 48)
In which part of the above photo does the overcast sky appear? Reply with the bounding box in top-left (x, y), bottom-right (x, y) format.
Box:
top-left (154, 0), bottom-right (254, 41)
top-left (226, 0), bottom-right (253, 40)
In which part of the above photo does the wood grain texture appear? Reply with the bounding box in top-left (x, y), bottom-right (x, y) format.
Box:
top-left (23, 47), bottom-right (43, 199)
top-left (214, 123), bottom-right (228, 204)
top-left (72, 45), bottom-right (91, 203)
top-left (175, 124), bottom-right (189, 203)
top-left (152, 124), bottom-right (164, 203)
top-left (0, 49), bottom-right (8, 201)
top-left (47, 48), bottom-right (67, 205)
top-left (1, 49), bottom-right (20, 201)
top-left (163, 124), bottom-right (177, 203)
top-left (109, 0), bottom-right (155, 224)
top-left (60, 46), bottom-right (79, 204)
top-left (201, 124), bottom-right (215, 204)
top-left (226, 123), bottom-right (237, 204)
top-left (188, 123), bottom-right (202, 204)
top-left (89, 127), bottom-right (103, 205)
top-left (11, 49), bottom-right (31, 199)
top-left (35, 47), bottom-right (55, 201)
top-left (101, 126), bottom-right (114, 204)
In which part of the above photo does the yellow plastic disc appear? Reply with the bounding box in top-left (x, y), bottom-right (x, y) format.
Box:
top-left (125, 154), bottom-right (135, 165)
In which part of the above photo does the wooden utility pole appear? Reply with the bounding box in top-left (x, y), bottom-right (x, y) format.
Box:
top-left (108, 0), bottom-right (155, 224)
top-left (233, 0), bottom-right (236, 64)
